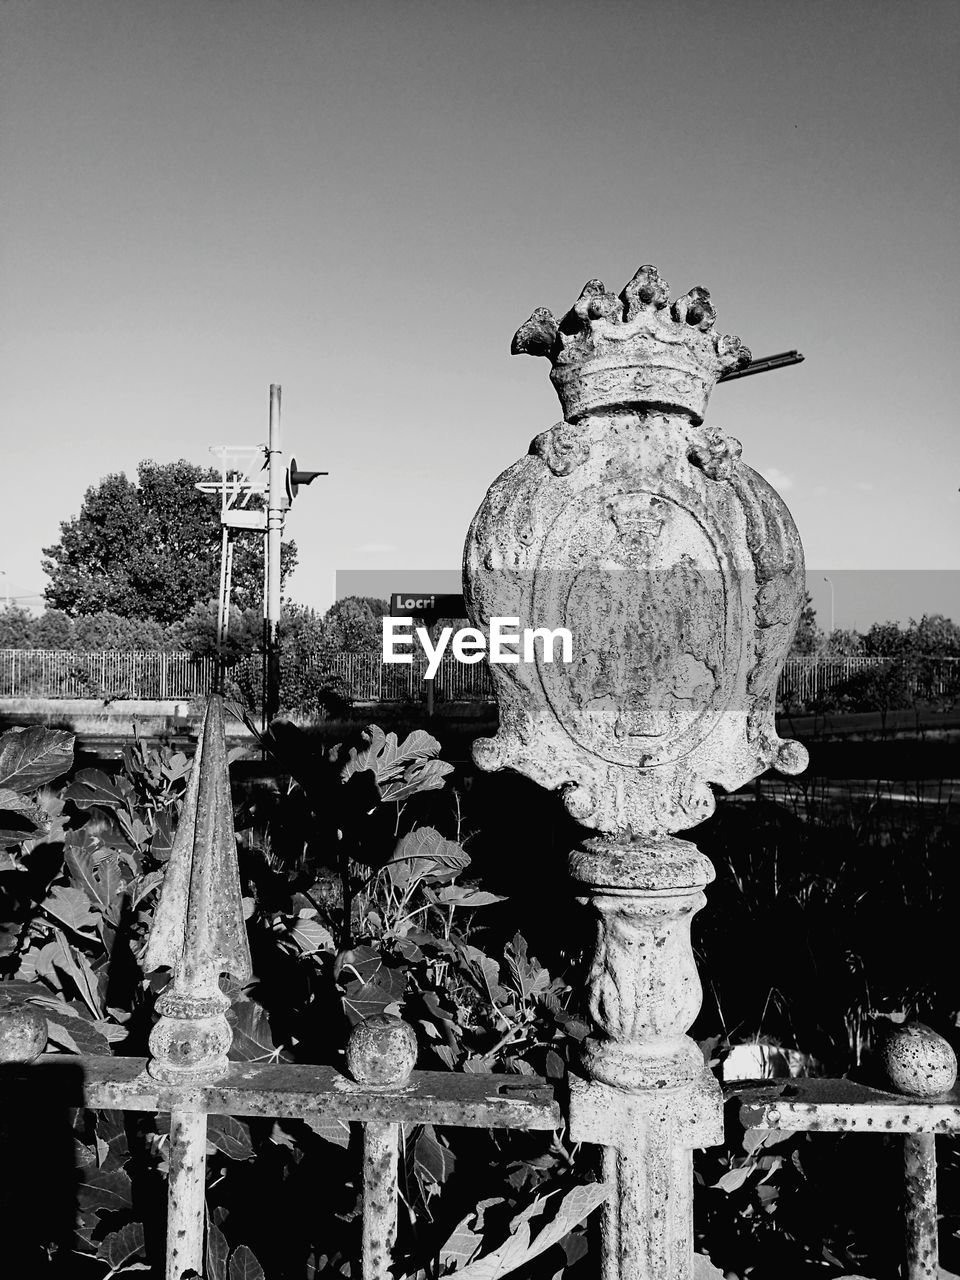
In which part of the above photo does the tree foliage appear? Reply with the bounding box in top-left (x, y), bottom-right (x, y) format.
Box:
top-left (0, 605), bottom-right (35, 648)
top-left (788, 591), bottom-right (821, 656)
top-left (42, 459), bottom-right (298, 623)
top-left (316, 596), bottom-right (388, 653)
top-left (823, 628), bottom-right (863, 657)
top-left (861, 614), bottom-right (960, 658)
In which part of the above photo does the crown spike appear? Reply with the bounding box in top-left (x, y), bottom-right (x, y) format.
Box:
top-left (511, 307), bottom-right (559, 358)
top-left (621, 264), bottom-right (670, 321)
top-left (559, 280), bottom-right (622, 335)
top-left (576, 280), bottom-right (622, 325)
top-left (672, 286), bottom-right (716, 331)
top-left (717, 332), bottom-right (752, 372)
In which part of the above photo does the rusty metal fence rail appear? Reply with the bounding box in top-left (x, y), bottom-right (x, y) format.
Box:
top-left (727, 1071), bottom-right (960, 1280)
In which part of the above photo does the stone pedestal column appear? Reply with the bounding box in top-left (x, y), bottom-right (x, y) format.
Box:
top-left (464, 262), bottom-right (807, 1280)
top-left (567, 837), bottom-right (722, 1280)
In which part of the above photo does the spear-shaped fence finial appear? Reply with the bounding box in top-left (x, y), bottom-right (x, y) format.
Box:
top-left (143, 693), bottom-right (252, 1084)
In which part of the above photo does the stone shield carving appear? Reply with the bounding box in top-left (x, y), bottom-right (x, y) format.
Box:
top-left (464, 409), bottom-right (808, 837)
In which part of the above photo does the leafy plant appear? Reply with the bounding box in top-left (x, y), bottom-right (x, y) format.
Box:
top-left (0, 717), bottom-right (601, 1278)
top-left (4, 710), bottom-right (955, 1279)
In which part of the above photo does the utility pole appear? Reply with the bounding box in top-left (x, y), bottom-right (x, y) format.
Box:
top-left (265, 385), bottom-right (284, 727)
top-left (197, 388), bottom-right (326, 729)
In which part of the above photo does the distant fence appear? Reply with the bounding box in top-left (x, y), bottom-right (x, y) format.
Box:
top-left (778, 655), bottom-right (960, 706)
top-left (0, 649), bottom-right (219, 700)
top-left (1, 649), bottom-right (958, 706)
top-left (315, 651), bottom-right (494, 702)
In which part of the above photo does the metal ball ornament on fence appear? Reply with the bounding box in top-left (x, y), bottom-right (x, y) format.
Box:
top-left (0, 1003), bottom-right (48, 1064)
top-left (879, 1022), bottom-right (959, 1098)
top-left (346, 1014), bottom-right (418, 1087)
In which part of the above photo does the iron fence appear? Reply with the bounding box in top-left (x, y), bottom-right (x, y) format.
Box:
top-left (0, 649), bottom-right (219, 700)
top-left (778, 655), bottom-right (960, 705)
top-left (1, 693), bottom-right (957, 1280)
top-left (1, 649), bottom-right (958, 707)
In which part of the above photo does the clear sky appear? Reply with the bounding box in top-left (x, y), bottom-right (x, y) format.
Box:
top-left (2, 0), bottom-right (958, 631)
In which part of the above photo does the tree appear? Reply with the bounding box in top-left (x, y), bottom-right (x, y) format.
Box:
top-left (73, 612), bottom-right (168, 650)
top-left (42, 459), bottom-right (298, 624)
top-left (824, 628), bottom-right (863, 657)
top-left (861, 620), bottom-right (909, 658)
top-left (789, 591), bottom-right (821, 656)
top-left (167, 599), bottom-right (264, 661)
top-left (0, 605), bottom-right (34, 648)
top-left (907, 613), bottom-right (960, 656)
top-left (31, 609), bottom-right (76, 649)
top-left (317, 597), bottom-right (388, 652)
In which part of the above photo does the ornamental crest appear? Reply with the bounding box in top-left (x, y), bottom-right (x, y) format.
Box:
top-left (464, 264), bottom-right (808, 837)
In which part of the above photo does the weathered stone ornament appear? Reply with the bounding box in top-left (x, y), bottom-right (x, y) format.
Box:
top-left (465, 264), bottom-right (808, 1280)
top-left (465, 264), bottom-right (808, 837)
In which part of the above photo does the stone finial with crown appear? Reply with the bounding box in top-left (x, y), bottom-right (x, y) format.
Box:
top-left (512, 264), bottom-right (751, 425)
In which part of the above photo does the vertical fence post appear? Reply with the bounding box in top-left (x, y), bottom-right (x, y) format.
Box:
top-left (464, 263), bottom-right (808, 1278)
top-left (362, 1122), bottom-right (401, 1280)
top-left (166, 1109), bottom-right (209, 1280)
top-left (904, 1133), bottom-right (939, 1279)
top-left (567, 839), bottom-right (722, 1278)
top-left (878, 1023), bottom-right (958, 1280)
top-left (346, 1012), bottom-right (416, 1280)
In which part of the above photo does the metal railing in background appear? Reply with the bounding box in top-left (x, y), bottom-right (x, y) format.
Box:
top-left (0, 649), bottom-right (219, 700)
top-left (1, 649), bottom-right (959, 707)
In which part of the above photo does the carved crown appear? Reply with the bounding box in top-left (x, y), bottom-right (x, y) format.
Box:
top-left (512, 264), bottom-right (751, 425)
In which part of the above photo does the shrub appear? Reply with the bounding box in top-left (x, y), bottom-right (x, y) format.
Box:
top-left (0, 604), bottom-right (36, 648)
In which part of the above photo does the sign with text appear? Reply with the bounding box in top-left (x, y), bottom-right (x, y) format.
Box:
top-left (389, 592), bottom-right (466, 618)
